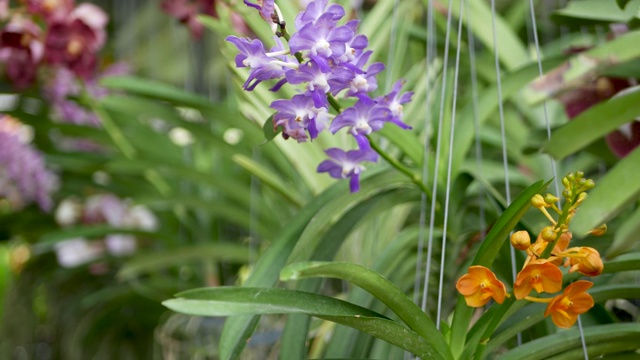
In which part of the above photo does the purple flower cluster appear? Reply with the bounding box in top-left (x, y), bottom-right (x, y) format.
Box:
top-left (228, 0), bottom-right (413, 192)
top-left (0, 116), bottom-right (58, 212)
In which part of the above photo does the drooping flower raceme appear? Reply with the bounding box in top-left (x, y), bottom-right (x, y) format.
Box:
top-left (456, 172), bottom-right (606, 329)
top-left (228, 0), bottom-right (414, 192)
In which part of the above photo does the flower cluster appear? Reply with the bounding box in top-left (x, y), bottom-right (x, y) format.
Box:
top-left (54, 194), bottom-right (158, 268)
top-left (0, 115), bottom-right (58, 212)
top-left (227, 0), bottom-right (413, 192)
top-left (0, 0), bottom-right (108, 88)
top-left (161, 0), bottom-right (218, 39)
top-left (456, 172), bottom-right (605, 329)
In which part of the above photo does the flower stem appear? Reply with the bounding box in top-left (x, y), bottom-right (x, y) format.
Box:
top-left (524, 296), bottom-right (553, 303)
top-left (366, 135), bottom-right (432, 200)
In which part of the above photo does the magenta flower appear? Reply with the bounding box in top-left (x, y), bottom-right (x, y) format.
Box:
top-left (317, 139), bottom-right (378, 192)
top-left (44, 3), bottom-right (108, 78)
top-left (0, 16), bottom-right (44, 88)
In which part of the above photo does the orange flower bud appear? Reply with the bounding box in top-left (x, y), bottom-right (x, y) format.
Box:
top-left (514, 259), bottom-right (563, 299)
top-left (510, 231), bottom-right (531, 250)
top-left (456, 266), bottom-right (507, 307)
top-left (564, 247), bottom-right (604, 277)
top-left (589, 224), bottom-right (607, 237)
top-left (544, 280), bottom-right (594, 328)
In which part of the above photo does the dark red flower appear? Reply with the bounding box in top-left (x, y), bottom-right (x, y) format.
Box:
top-left (0, 16), bottom-right (44, 88)
top-left (24, 0), bottom-right (75, 21)
top-left (161, 0), bottom-right (218, 39)
top-left (44, 3), bottom-right (107, 78)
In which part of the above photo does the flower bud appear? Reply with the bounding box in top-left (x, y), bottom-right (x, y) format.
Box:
top-left (540, 226), bottom-right (557, 242)
top-left (544, 193), bottom-right (560, 205)
top-left (583, 179), bottom-right (595, 190)
top-left (511, 231), bottom-right (531, 250)
top-left (574, 192), bottom-right (587, 205)
top-left (562, 177), bottom-right (571, 190)
top-left (531, 194), bottom-right (547, 208)
top-left (589, 224), bottom-right (607, 237)
top-left (566, 247), bottom-right (603, 277)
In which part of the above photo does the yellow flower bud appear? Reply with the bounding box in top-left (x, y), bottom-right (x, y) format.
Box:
top-left (531, 194), bottom-right (547, 208)
top-left (544, 193), bottom-right (560, 205)
top-left (540, 226), bottom-right (557, 242)
top-left (510, 231), bottom-right (531, 250)
top-left (589, 224), bottom-right (607, 237)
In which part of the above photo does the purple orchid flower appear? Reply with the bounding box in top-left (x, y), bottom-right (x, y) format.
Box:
top-left (270, 94), bottom-right (327, 141)
top-left (317, 137), bottom-right (378, 192)
top-left (289, 11), bottom-right (353, 72)
top-left (344, 51), bottom-right (384, 97)
top-left (375, 80), bottom-right (413, 129)
top-left (336, 20), bottom-right (368, 64)
top-left (285, 60), bottom-right (353, 107)
top-left (244, 0), bottom-right (275, 22)
top-left (295, 0), bottom-right (345, 29)
top-left (226, 36), bottom-right (291, 90)
top-left (330, 96), bottom-right (391, 136)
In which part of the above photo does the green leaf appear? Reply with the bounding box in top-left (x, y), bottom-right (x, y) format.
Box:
top-left (544, 87), bottom-right (640, 160)
top-left (570, 146), bottom-right (640, 236)
top-left (448, 179), bottom-right (550, 358)
top-left (262, 114), bottom-right (280, 142)
top-left (100, 76), bottom-right (216, 110)
top-left (118, 243), bottom-right (249, 280)
top-left (217, 174), bottom-right (356, 360)
top-left (498, 323), bottom-right (640, 360)
top-left (279, 262), bottom-right (452, 360)
top-left (232, 154), bottom-right (303, 207)
top-left (552, 0), bottom-right (640, 24)
top-left (36, 226), bottom-right (163, 250)
top-left (163, 287), bottom-right (440, 359)
top-left (617, 0), bottom-right (633, 9)
top-left (608, 208), bottom-right (640, 257)
top-left (448, 0), bottom-right (528, 70)
top-left (527, 31), bottom-right (640, 104)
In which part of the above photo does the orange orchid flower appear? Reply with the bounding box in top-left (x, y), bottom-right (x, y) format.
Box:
top-left (563, 247), bottom-right (604, 277)
top-left (514, 259), bottom-right (563, 299)
top-left (456, 265), bottom-right (507, 307)
top-left (544, 280), bottom-right (594, 328)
